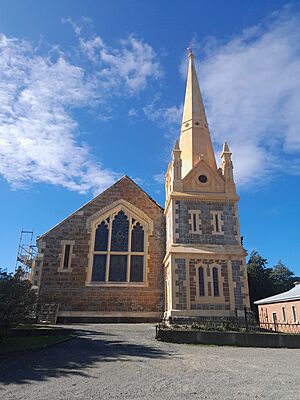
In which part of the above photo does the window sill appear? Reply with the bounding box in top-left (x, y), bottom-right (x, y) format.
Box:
top-left (57, 268), bottom-right (73, 273)
top-left (85, 281), bottom-right (148, 288)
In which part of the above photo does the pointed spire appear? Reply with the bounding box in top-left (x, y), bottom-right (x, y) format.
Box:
top-left (180, 50), bottom-right (217, 177)
top-left (221, 141), bottom-right (236, 195)
top-left (181, 51), bottom-right (208, 126)
top-left (221, 141), bottom-right (231, 155)
top-left (174, 138), bottom-right (180, 150)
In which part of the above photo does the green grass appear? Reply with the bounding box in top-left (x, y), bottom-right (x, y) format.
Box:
top-left (0, 334), bottom-right (71, 355)
top-left (14, 324), bottom-right (61, 330)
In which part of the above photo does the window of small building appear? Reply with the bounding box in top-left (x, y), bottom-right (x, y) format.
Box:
top-left (212, 267), bottom-right (219, 296)
top-left (265, 308), bottom-right (268, 322)
top-left (282, 306), bottom-right (286, 323)
top-left (292, 305), bottom-right (297, 323)
top-left (272, 312), bottom-right (277, 324)
top-left (198, 267), bottom-right (205, 296)
top-left (91, 210), bottom-right (146, 284)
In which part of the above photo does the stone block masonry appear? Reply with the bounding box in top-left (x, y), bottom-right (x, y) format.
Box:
top-left (175, 200), bottom-right (239, 245)
top-left (174, 259), bottom-right (186, 309)
top-left (36, 176), bottom-right (166, 322)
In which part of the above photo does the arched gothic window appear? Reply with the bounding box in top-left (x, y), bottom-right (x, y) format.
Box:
top-left (212, 267), bottom-right (219, 296)
top-left (91, 209), bottom-right (146, 283)
top-left (198, 267), bottom-right (205, 296)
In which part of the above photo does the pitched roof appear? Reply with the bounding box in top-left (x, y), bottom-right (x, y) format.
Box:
top-left (254, 283), bottom-right (300, 305)
top-left (38, 175), bottom-right (163, 240)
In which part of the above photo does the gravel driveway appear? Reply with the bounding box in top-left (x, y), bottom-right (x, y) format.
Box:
top-left (0, 323), bottom-right (299, 399)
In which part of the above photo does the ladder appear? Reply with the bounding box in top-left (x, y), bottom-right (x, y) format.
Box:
top-left (38, 303), bottom-right (60, 324)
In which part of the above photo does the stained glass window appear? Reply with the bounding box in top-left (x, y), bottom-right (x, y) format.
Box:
top-left (131, 223), bottom-right (144, 252)
top-left (111, 211), bottom-right (129, 251)
top-left (91, 209), bottom-right (146, 283)
top-left (109, 255), bottom-right (127, 282)
top-left (130, 255), bottom-right (144, 282)
top-left (92, 254), bottom-right (106, 282)
top-left (94, 221), bottom-right (109, 251)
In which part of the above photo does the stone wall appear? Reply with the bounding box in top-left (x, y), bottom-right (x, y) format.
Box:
top-left (232, 260), bottom-right (245, 310)
top-left (37, 176), bottom-right (166, 320)
top-left (174, 259), bottom-right (187, 309)
top-left (174, 200), bottom-right (238, 245)
top-left (172, 257), bottom-right (248, 314)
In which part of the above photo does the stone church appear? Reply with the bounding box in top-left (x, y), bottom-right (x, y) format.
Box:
top-left (32, 50), bottom-right (250, 323)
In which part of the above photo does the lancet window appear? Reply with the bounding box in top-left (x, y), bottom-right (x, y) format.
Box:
top-left (198, 267), bottom-right (205, 296)
top-left (212, 267), bottom-right (219, 297)
top-left (90, 209), bottom-right (146, 283)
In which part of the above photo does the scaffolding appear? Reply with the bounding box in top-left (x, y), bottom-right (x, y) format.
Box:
top-left (15, 229), bottom-right (37, 279)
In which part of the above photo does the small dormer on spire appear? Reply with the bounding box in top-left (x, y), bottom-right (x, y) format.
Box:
top-left (180, 49), bottom-right (217, 178)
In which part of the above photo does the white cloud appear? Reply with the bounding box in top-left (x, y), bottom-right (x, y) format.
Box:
top-left (0, 28), bottom-right (162, 193)
top-left (196, 8), bottom-right (300, 186)
top-left (66, 18), bottom-right (162, 95)
top-left (143, 103), bottom-right (183, 137)
top-left (128, 108), bottom-right (138, 117)
top-left (153, 173), bottom-right (165, 184)
top-left (98, 35), bottom-right (162, 93)
top-left (97, 114), bottom-right (112, 122)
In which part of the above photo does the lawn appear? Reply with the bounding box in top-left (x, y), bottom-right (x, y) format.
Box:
top-left (0, 325), bottom-right (74, 356)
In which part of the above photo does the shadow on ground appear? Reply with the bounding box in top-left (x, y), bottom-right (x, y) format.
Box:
top-left (0, 328), bottom-right (172, 386)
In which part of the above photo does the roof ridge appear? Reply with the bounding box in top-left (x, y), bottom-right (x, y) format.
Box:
top-left (38, 175), bottom-right (163, 239)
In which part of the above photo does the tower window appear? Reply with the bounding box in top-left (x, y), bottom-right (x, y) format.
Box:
top-left (198, 267), bottom-right (205, 296)
top-left (211, 212), bottom-right (223, 235)
top-left (198, 175), bottom-right (208, 183)
top-left (189, 211), bottom-right (201, 233)
top-left (90, 209), bottom-right (146, 284)
top-left (212, 267), bottom-right (219, 297)
top-left (215, 214), bottom-right (220, 233)
top-left (193, 213), bottom-right (197, 232)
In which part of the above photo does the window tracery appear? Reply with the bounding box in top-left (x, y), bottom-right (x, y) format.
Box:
top-left (90, 209), bottom-right (147, 284)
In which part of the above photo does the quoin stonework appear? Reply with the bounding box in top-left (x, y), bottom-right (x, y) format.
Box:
top-left (31, 50), bottom-right (250, 323)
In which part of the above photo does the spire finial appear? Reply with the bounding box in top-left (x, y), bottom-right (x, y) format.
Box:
top-left (174, 138), bottom-right (180, 150)
top-left (187, 42), bottom-right (194, 59)
top-left (222, 141), bottom-right (231, 155)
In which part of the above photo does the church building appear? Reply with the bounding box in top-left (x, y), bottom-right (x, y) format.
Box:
top-left (32, 50), bottom-right (250, 323)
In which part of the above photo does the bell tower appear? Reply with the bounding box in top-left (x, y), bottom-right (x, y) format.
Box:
top-left (164, 50), bottom-right (250, 322)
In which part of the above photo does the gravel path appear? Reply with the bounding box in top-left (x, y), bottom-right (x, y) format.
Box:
top-left (0, 323), bottom-right (299, 399)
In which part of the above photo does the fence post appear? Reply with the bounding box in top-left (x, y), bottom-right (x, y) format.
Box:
top-left (244, 307), bottom-right (248, 331)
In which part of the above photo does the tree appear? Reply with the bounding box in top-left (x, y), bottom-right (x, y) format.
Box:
top-left (269, 261), bottom-right (295, 294)
top-left (0, 269), bottom-right (37, 341)
top-left (247, 251), bottom-right (296, 313)
top-left (247, 250), bottom-right (273, 311)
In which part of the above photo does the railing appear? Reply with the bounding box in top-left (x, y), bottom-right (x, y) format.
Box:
top-left (160, 308), bottom-right (300, 335)
top-left (258, 321), bottom-right (300, 334)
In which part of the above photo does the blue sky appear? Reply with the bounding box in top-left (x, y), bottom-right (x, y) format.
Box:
top-left (0, 0), bottom-right (300, 274)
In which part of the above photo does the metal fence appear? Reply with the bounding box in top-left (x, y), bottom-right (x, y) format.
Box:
top-left (163, 308), bottom-right (300, 334)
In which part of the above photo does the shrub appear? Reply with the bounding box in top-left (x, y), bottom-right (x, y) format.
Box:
top-left (0, 269), bottom-right (37, 342)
